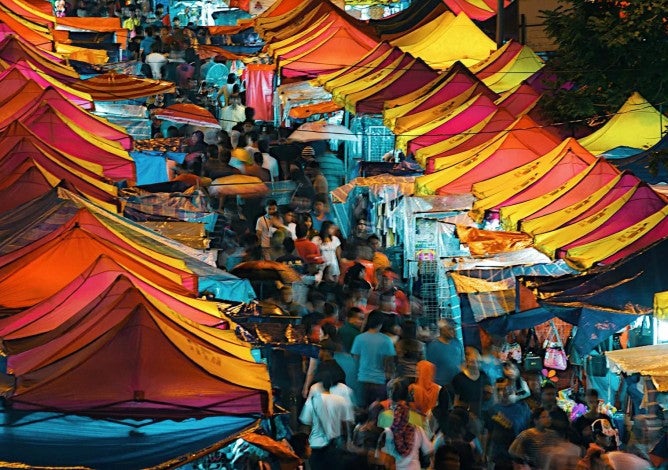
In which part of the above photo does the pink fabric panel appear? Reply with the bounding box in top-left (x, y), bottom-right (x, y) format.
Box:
top-left (246, 64), bottom-right (274, 122)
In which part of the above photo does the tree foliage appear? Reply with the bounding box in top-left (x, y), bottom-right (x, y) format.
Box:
top-left (539, 0), bottom-right (668, 126)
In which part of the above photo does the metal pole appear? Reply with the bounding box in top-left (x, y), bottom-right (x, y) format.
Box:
top-left (496, 0), bottom-right (505, 48)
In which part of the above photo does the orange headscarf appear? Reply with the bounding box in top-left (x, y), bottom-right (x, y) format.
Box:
top-left (409, 360), bottom-right (440, 415)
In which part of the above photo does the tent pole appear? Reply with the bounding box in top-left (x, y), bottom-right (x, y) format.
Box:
top-left (496, 0), bottom-right (505, 48)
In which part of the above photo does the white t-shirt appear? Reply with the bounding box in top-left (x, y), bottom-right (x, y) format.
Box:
top-left (382, 425), bottom-right (433, 470)
top-left (145, 52), bottom-right (167, 80)
top-left (300, 392), bottom-right (354, 449)
top-left (261, 152), bottom-right (279, 181)
top-left (312, 235), bottom-right (341, 276)
top-left (307, 382), bottom-right (356, 406)
top-left (255, 215), bottom-right (275, 248)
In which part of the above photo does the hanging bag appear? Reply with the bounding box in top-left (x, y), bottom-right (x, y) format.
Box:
top-left (543, 320), bottom-right (568, 371)
top-left (630, 315), bottom-right (653, 347)
top-left (522, 328), bottom-right (543, 372)
top-left (499, 333), bottom-right (523, 363)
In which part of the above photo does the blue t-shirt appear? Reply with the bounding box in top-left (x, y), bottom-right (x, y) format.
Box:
top-left (425, 338), bottom-right (464, 386)
top-left (351, 332), bottom-right (396, 385)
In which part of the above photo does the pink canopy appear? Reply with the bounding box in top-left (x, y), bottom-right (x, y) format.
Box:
top-left (407, 93), bottom-right (499, 154)
top-left (355, 56), bottom-right (438, 114)
top-left (490, 138), bottom-right (597, 210)
top-left (433, 115), bottom-right (562, 194)
top-left (558, 184), bottom-right (667, 256)
top-left (2, 60), bottom-right (93, 109)
top-left (19, 107), bottom-right (135, 182)
top-left (4, 256), bottom-right (268, 417)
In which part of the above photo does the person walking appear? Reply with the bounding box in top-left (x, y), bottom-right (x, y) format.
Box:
top-left (351, 310), bottom-right (397, 408)
top-left (300, 369), bottom-right (354, 470)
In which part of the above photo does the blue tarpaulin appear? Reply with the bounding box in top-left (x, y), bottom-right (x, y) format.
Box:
top-left (0, 406), bottom-right (257, 469)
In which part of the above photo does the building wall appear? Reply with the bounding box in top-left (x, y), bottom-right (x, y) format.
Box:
top-left (518, 0), bottom-right (562, 52)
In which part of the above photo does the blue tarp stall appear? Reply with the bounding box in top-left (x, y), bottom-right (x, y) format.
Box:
top-left (0, 406), bottom-right (257, 469)
top-left (131, 150), bottom-right (188, 186)
top-left (611, 133), bottom-right (668, 184)
top-left (451, 261), bottom-right (579, 343)
top-left (536, 238), bottom-right (668, 355)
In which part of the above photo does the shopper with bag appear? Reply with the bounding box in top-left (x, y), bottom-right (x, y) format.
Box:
top-left (300, 369), bottom-right (355, 470)
top-left (378, 401), bottom-right (433, 470)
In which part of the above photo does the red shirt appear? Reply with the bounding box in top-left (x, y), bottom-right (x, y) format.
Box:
top-left (295, 238), bottom-right (322, 264)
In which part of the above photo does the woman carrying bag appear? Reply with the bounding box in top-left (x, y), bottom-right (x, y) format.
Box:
top-left (377, 401), bottom-right (434, 470)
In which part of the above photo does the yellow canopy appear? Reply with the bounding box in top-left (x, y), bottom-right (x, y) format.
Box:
top-left (578, 92), bottom-right (668, 155)
top-left (606, 344), bottom-right (668, 392)
top-left (470, 42), bottom-right (544, 93)
top-left (564, 205), bottom-right (668, 270)
top-left (656, 291), bottom-right (668, 320)
top-left (470, 138), bottom-right (596, 220)
top-left (390, 12), bottom-right (496, 69)
top-left (532, 182), bottom-right (639, 258)
top-left (521, 172), bottom-right (626, 236)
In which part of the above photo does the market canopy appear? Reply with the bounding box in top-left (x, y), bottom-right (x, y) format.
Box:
top-left (0, 189), bottom-right (255, 303)
top-left (470, 138), bottom-right (598, 221)
top-left (0, 60), bottom-right (93, 109)
top-left (396, 92), bottom-right (499, 155)
top-left (413, 107), bottom-right (516, 167)
top-left (0, 130), bottom-right (119, 213)
top-left (270, 10), bottom-right (379, 78)
top-left (607, 345), bottom-right (668, 392)
top-left (443, 0), bottom-right (513, 21)
top-left (414, 115), bottom-right (562, 195)
top-left (578, 92), bottom-right (668, 156)
top-left (0, 34), bottom-right (79, 84)
top-left (469, 40), bottom-right (545, 93)
top-left (69, 72), bottom-right (176, 101)
top-left (344, 54), bottom-right (439, 115)
top-left (4, 110), bottom-right (136, 183)
top-left (389, 11), bottom-right (496, 69)
top-left (371, 0), bottom-right (448, 41)
top-left (1, 255), bottom-right (271, 418)
top-left (383, 62), bottom-right (497, 133)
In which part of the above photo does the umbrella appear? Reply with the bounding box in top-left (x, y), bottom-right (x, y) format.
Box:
top-left (231, 260), bottom-right (302, 284)
top-left (208, 174), bottom-right (269, 197)
top-left (153, 103), bottom-right (221, 128)
top-left (288, 120), bottom-right (359, 143)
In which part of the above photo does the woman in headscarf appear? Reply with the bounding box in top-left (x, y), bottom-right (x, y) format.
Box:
top-left (380, 401), bottom-right (433, 470)
top-left (409, 360), bottom-right (440, 416)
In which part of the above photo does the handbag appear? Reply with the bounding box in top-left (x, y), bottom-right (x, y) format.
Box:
top-left (565, 327), bottom-right (584, 366)
top-left (543, 320), bottom-right (568, 371)
top-left (630, 315), bottom-right (653, 347)
top-left (522, 328), bottom-right (543, 372)
top-left (499, 333), bottom-right (522, 363)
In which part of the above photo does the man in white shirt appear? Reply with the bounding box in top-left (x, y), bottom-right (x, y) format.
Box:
top-left (255, 199), bottom-right (278, 260)
top-left (144, 43), bottom-right (167, 80)
top-left (219, 93), bottom-right (246, 132)
top-left (300, 369), bottom-right (354, 470)
top-left (259, 139), bottom-right (279, 181)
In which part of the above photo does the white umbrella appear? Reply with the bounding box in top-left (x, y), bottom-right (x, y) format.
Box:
top-left (288, 120), bottom-right (359, 143)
